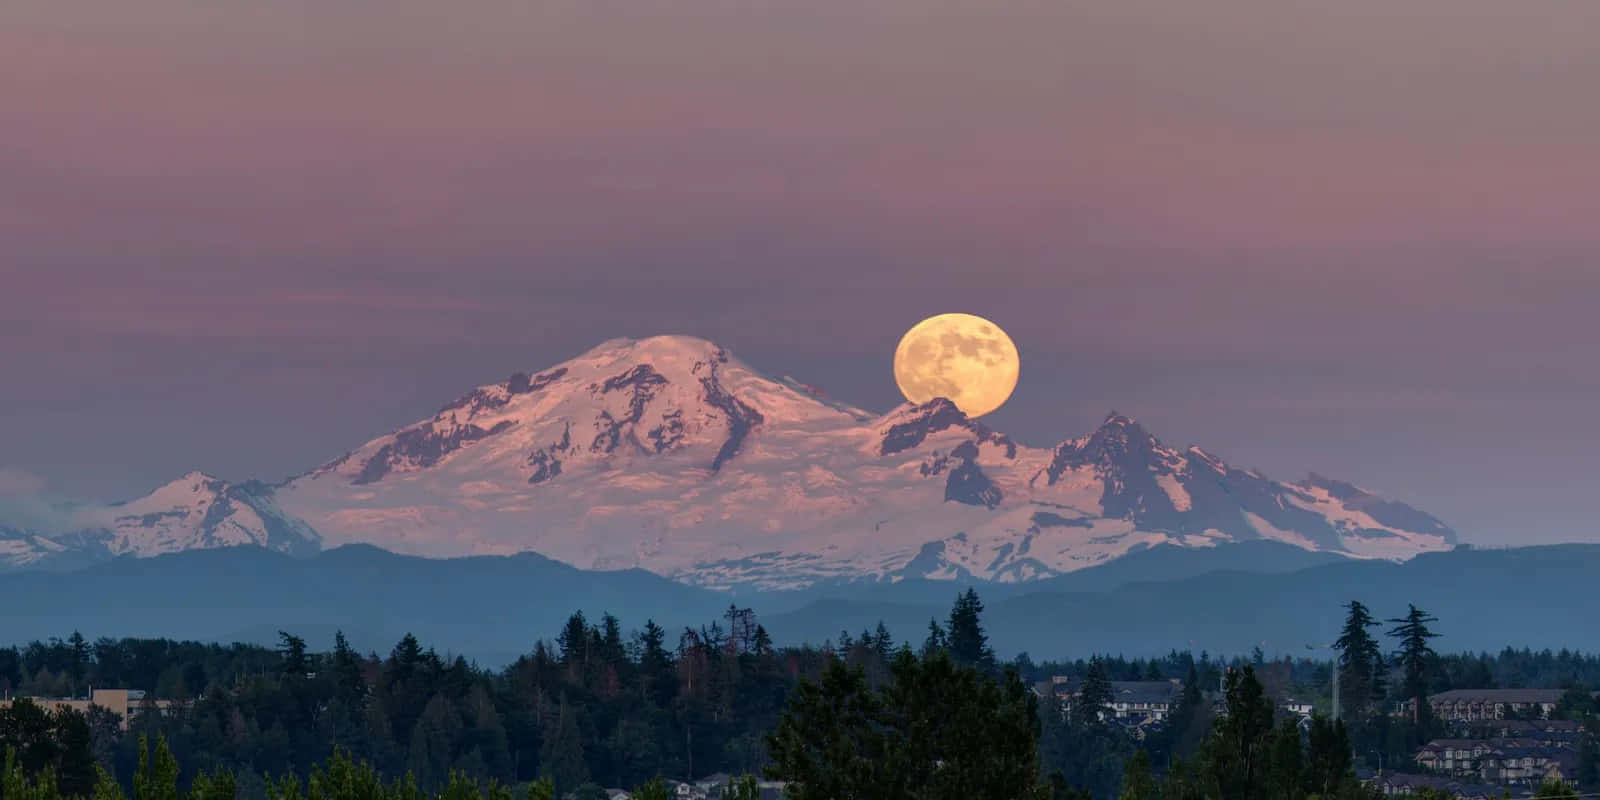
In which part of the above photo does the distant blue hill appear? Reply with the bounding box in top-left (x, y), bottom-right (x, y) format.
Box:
top-left (765, 544), bottom-right (1600, 659)
top-left (4, 542), bottom-right (1596, 665)
top-left (0, 544), bottom-right (733, 666)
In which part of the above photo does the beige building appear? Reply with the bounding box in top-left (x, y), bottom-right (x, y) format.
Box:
top-left (0, 689), bottom-right (176, 729)
top-left (1422, 689), bottom-right (1567, 721)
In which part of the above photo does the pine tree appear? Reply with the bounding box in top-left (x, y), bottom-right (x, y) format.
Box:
top-left (133, 735), bottom-right (180, 800)
top-left (922, 620), bottom-right (946, 657)
top-left (277, 632), bottom-right (309, 679)
top-left (67, 633), bottom-right (90, 692)
top-left (538, 697), bottom-right (587, 795)
top-left (1202, 666), bottom-right (1278, 800)
top-left (407, 695), bottom-right (462, 790)
top-left (332, 631), bottom-right (367, 705)
top-left (599, 614), bottom-right (626, 667)
top-left (767, 649), bottom-right (1044, 800)
top-left (1388, 605), bottom-right (1441, 725)
top-left (637, 619), bottom-right (676, 706)
top-left (1302, 715), bottom-right (1353, 795)
top-left (1333, 601), bottom-right (1383, 722)
top-left (1118, 750), bottom-right (1159, 800)
top-left (53, 707), bottom-right (97, 798)
top-left (1074, 659), bottom-right (1113, 728)
top-left (872, 622), bottom-right (894, 661)
top-left (945, 589), bottom-right (996, 673)
top-left (557, 613), bottom-right (589, 668)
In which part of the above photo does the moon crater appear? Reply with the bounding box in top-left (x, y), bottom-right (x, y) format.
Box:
top-left (893, 313), bottom-right (1019, 418)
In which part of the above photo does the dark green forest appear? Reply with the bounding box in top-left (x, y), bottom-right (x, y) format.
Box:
top-left (5, 592), bottom-right (1600, 799)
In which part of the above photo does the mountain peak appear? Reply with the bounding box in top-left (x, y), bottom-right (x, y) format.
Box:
top-left (1100, 410), bottom-right (1138, 426)
top-left (877, 398), bottom-right (976, 456)
top-left (4, 335), bottom-right (1456, 584)
top-left (574, 335), bottom-right (734, 368)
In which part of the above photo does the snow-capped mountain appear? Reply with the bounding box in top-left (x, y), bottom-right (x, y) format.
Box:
top-left (2, 473), bottom-right (319, 570)
top-left (2, 336), bottom-right (1456, 586)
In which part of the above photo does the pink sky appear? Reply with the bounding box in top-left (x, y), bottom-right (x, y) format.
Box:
top-left (3, 0), bottom-right (1598, 543)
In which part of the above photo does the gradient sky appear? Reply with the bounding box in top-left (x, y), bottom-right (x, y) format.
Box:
top-left (3, 0), bottom-right (1598, 544)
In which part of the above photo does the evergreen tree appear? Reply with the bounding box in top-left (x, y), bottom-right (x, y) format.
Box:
top-left (133, 735), bottom-right (180, 800)
top-left (331, 631), bottom-right (367, 705)
top-left (767, 649), bottom-right (1045, 800)
top-left (636, 621), bottom-right (676, 707)
top-left (922, 620), bottom-right (946, 657)
top-left (945, 589), bottom-right (996, 673)
top-left (1201, 667), bottom-right (1277, 800)
top-left (557, 614), bottom-right (588, 668)
top-left (52, 707), bottom-right (96, 798)
top-left (278, 632), bottom-right (310, 679)
top-left (1304, 715), bottom-right (1354, 797)
top-left (1333, 601), bottom-right (1384, 722)
top-left (872, 623), bottom-right (894, 661)
top-left (538, 697), bottom-right (586, 795)
top-left (1264, 721), bottom-right (1304, 800)
top-left (67, 633), bottom-right (90, 692)
top-left (598, 615), bottom-right (625, 669)
top-left (407, 695), bottom-right (462, 790)
top-left (1388, 605), bottom-right (1441, 726)
top-left (1075, 659), bottom-right (1113, 728)
top-left (1118, 750), bottom-right (1159, 800)
top-left (1, 699), bottom-right (59, 778)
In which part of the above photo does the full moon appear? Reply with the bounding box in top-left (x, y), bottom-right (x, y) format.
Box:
top-left (893, 313), bottom-right (1020, 418)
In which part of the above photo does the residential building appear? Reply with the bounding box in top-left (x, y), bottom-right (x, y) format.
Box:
top-left (1372, 773), bottom-right (1507, 800)
top-left (1422, 689), bottom-right (1566, 721)
top-left (1050, 677), bottom-right (1183, 725)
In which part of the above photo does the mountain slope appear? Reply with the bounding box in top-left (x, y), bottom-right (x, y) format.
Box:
top-left (3, 335), bottom-right (1455, 586)
top-left (1, 473), bottom-right (318, 571)
top-left (273, 335), bottom-right (1453, 588)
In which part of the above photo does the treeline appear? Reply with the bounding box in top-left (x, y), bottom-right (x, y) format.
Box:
top-left (2, 596), bottom-right (1017, 798)
top-left (5, 592), bottom-right (1600, 799)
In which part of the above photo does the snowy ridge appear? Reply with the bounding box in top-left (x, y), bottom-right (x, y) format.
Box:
top-left (1, 473), bottom-right (319, 569)
top-left (2, 336), bottom-right (1456, 585)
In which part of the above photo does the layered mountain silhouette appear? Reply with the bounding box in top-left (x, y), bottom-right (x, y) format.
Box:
top-left (1, 336), bottom-right (1455, 587)
top-left (6, 543), bottom-right (1595, 664)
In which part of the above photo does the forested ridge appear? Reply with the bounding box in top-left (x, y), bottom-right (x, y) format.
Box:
top-left (5, 592), bottom-right (1600, 799)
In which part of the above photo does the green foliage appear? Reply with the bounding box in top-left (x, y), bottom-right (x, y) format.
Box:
top-left (535, 699), bottom-right (585, 795)
top-left (1073, 659), bottom-right (1113, 728)
top-left (627, 778), bottom-right (671, 800)
top-left (133, 736), bottom-right (180, 800)
top-left (1122, 668), bottom-right (1375, 800)
top-left (523, 778), bottom-right (552, 800)
top-left (1533, 779), bottom-right (1579, 799)
top-left (718, 775), bottom-right (760, 800)
top-left (1333, 601), bottom-right (1385, 723)
top-left (4, 747), bottom-right (63, 800)
top-left (1117, 750), bottom-right (1158, 800)
top-left (567, 784), bottom-right (604, 800)
top-left (766, 649), bottom-right (1045, 800)
top-left (1387, 606), bottom-right (1441, 718)
top-left (945, 589), bottom-right (996, 673)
